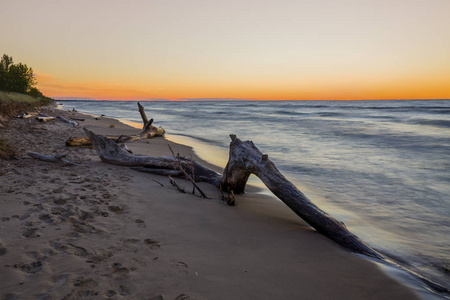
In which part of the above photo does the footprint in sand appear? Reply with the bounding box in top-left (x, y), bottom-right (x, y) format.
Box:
top-left (50, 241), bottom-right (88, 257)
top-left (65, 277), bottom-right (99, 299)
top-left (123, 238), bottom-right (140, 244)
top-left (73, 277), bottom-right (98, 289)
top-left (135, 219), bottom-right (146, 228)
top-left (53, 197), bottom-right (67, 205)
top-left (174, 261), bottom-right (188, 276)
top-left (39, 213), bottom-right (54, 223)
top-left (119, 285), bottom-right (132, 296)
top-left (85, 249), bottom-right (114, 266)
top-left (25, 251), bottom-right (42, 260)
top-left (0, 243), bottom-right (7, 256)
top-left (14, 260), bottom-right (43, 273)
top-left (22, 222), bottom-right (39, 237)
top-left (105, 290), bottom-right (117, 297)
top-left (108, 205), bottom-right (124, 214)
top-left (144, 239), bottom-right (160, 250)
top-left (111, 262), bottom-right (131, 278)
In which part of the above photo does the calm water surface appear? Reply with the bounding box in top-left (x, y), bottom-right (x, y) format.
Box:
top-left (61, 99), bottom-right (450, 291)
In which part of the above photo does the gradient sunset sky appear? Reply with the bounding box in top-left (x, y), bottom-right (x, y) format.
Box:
top-left (1, 0), bottom-right (449, 101)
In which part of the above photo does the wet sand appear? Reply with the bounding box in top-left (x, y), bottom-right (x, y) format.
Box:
top-left (0, 106), bottom-right (421, 299)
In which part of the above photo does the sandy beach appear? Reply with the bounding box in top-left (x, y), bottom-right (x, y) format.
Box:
top-left (0, 106), bottom-right (422, 299)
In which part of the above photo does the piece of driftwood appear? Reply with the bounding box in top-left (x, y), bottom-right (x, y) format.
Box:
top-left (84, 128), bottom-right (222, 187)
top-left (18, 112), bottom-right (35, 119)
top-left (66, 102), bottom-right (165, 147)
top-left (168, 144), bottom-right (209, 198)
top-left (65, 137), bottom-right (93, 147)
top-left (138, 102), bottom-right (149, 129)
top-left (37, 116), bottom-right (55, 122)
top-left (169, 175), bottom-right (186, 193)
top-left (57, 116), bottom-right (79, 127)
top-left (27, 152), bottom-right (79, 166)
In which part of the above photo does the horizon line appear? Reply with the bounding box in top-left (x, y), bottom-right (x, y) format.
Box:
top-left (54, 97), bottom-right (450, 102)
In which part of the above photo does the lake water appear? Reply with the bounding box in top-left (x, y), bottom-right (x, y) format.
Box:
top-left (60, 99), bottom-right (450, 292)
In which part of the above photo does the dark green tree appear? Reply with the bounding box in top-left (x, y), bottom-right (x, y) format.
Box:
top-left (0, 54), bottom-right (37, 93)
top-left (0, 54), bottom-right (14, 91)
top-left (27, 87), bottom-right (45, 98)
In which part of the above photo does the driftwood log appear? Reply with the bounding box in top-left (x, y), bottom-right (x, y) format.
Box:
top-left (37, 116), bottom-right (55, 122)
top-left (27, 152), bottom-right (79, 166)
top-left (221, 135), bottom-right (383, 259)
top-left (57, 116), bottom-right (79, 127)
top-left (66, 102), bottom-right (165, 147)
top-left (37, 113), bottom-right (55, 122)
top-left (84, 129), bottom-right (449, 295)
top-left (83, 128), bottom-right (220, 186)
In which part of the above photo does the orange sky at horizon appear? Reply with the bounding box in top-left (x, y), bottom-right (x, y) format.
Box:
top-left (2, 0), bottom-right (450, 101)
top-left (36, 70), bottom-right (450, 101)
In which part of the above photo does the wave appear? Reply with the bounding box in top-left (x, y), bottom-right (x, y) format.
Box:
top-left (170, 133), bottom-right (229, 148)
top-left (409, 119), bottom-right (450, 128)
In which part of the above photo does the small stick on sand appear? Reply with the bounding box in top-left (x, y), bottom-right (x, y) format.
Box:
top-left (27, 152), bottom-right (80, 166)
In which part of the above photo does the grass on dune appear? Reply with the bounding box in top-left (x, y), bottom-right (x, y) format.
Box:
top-left (0, 91), bottom-right (53, 117)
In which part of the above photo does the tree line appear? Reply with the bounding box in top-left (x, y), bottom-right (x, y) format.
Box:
top-left (0, 54), bottom-right (46, 98)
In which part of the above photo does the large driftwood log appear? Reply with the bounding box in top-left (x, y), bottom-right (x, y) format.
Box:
top-left (221, 135), bottom-right (382, 259)
top-left (66, 102), bottom-right (165, 147)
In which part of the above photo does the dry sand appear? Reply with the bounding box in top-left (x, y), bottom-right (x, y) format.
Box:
top-left (0, 106), bottom-right (421, 299)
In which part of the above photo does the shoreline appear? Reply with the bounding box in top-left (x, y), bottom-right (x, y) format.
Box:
top-left (0, 105), bottom-right (425, 299)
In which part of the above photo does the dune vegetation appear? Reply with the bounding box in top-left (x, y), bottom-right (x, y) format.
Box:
top-left (0, 54), bottom-right (54, 158)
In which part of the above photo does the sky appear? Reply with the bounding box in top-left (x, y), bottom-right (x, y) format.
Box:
top-left (1, 0), bottom-right (449, 101)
